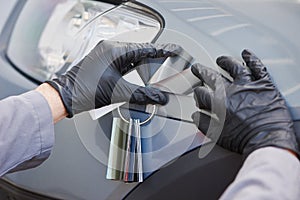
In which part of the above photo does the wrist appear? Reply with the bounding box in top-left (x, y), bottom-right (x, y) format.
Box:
top-left (45, 80), bottom-right (74, 118)
top-left (243, 130), bottom-right (299, 158)
top-left (35, 83), bottom-right (68, 123)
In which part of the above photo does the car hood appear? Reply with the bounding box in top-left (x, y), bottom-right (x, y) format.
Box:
top-left (139, 0), bottom-right (300, 120)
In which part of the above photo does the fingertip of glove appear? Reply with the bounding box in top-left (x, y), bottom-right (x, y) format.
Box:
top-left (216, 56), bottom-right (227, 65)
top-left (149, 88), bottom-right (169, 105)
top-left (159, 91), bottom-right (169, 105)
top-left (242, 49), bottom-right (263, 67)
top-left (191, 63), bottom-right (214, 81)
top-left (191, 64), bottom-right (201, 78)
top-left (217, 55), bottom-right (243, 68)
top-left (242, 49), bottom-right (251, 55)
top-left (241, 49), bottom-right (255, 60)
top-left (164, 43), bottom-right (183, 56)
top-left (133, 86), bottom-right (169, 105)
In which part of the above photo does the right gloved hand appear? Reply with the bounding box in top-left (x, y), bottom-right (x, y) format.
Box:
top-left (46, 40), bottom-right (182, 117)
top-left (191, 49), bottom-right (299, 157)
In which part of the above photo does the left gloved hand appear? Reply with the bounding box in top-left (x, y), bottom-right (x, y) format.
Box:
top-left (46, 40), bottom-right (182, 117)
top-left (191, 49), bottom-right (299, 157)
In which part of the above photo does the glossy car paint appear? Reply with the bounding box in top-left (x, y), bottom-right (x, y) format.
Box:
top-left (0, 0), bottom-right (299, 199)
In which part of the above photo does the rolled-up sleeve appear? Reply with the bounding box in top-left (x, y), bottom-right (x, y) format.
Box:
top-left (0, 90), bottom-right (54, 176)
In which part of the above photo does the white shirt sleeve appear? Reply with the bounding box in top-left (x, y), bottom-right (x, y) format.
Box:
top-left (0, 91), bottom-right (55, 176)
top-left (220, 147), bottom-right (300, 200)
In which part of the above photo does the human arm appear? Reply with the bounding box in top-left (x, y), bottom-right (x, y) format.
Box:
top-left (0, 81), bottom-right (68, 176)
top-left (191, 49), bottom-right (300, 199)
top-left (220, 147), bottom-right (300, 200)
top-left (0, 40), bottom-right (181, 176)
top-left (0, 90), bottom-right (54, 176)
top-left (35, 83), bottom-right (67, 123)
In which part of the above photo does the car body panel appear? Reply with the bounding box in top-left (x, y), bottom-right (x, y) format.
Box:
top-left (0, 0), bottom-right (299, 199)
top-left (0, 0), bottom-right (36, 99)
top-left (141, 0), bottom-right (300, 119)
top-left (0, 0), bottom-right (17, 32)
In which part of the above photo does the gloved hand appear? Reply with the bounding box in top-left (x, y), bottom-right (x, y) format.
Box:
top-left (191, 49), bottom-right (299, 157)
top-left (47, 40), bottom-right (182, 117)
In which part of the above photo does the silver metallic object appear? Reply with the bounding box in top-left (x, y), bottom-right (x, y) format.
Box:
top-left (106, 105), bottom-right (156, 182)
top-left (148, 50), bottom-right (193, 84)
top-left (151, 67), bottom-right (202, 95)
top-left (117, 105), bottom-right (157, 125)
top-left (106, 117), bottom-right (128, 181)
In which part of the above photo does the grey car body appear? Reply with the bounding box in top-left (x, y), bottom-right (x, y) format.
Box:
top-left (0, 0), bottom-right (299, 199)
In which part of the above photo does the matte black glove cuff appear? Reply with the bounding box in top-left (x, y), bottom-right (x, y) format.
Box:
top-left (243, 130), bottom-right (300, 158)
top-left (45, 80), bottom-right (74, 118)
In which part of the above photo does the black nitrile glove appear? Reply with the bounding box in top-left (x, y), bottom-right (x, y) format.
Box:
top-left (47, 40), bottom-right (182, 117)
top-left (191, 49), bottom-right (299, 157)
